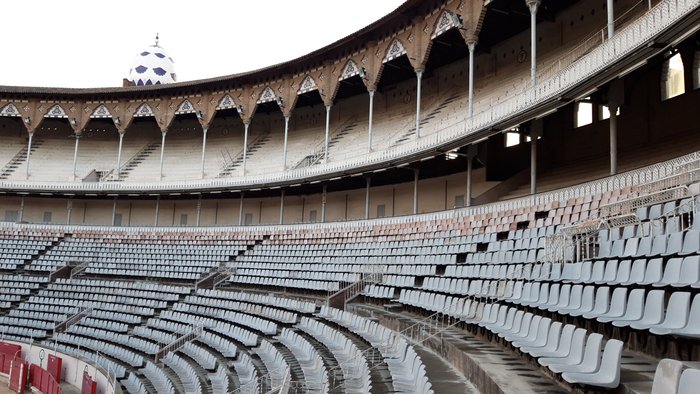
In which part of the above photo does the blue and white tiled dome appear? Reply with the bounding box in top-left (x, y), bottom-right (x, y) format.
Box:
top-left (127, 36), bottom-right (176, 86)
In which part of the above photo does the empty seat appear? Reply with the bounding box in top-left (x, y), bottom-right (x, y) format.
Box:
top-left (561, 339), bottom-right (623, 389)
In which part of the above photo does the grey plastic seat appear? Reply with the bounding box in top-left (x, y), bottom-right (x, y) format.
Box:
top-left (497, 310), bottom-right (525, 338)
top-left (663, 232), bottom-right (684, 256)
top-left (649, 292), bottom-right (692, 335)
top-left (557, 285), bottom-right (584, 315)
top-left (502, 313), bottom-right (534, 342)
top-left (655, 258), bottom-right (684, 287)
top-left (528, 323), bottom-right (575, 358)
top-left (672, 256), bottom-right (700, 287)
top-left (575, 286), bottom-right (609, 318)
top-left (678, 368), bottom-right (700, 394)
top-left (626, 290), bottom-right (665, 329)
top-left (586, 261), bottom-right (606, 284)
top-left (639, 258), bottom-right (664, 285)
top-left (621, 259), bottom-right (647, 285)
top-left (597, 287), bottom-right (633, 323)
top-left (652, 294), bottom-right (700, 337)
top-left (650, 358), bottom-right (684, 394)
top-left (522, 321), bottom-right (562, 356)
top-left (650, 235), bottom-right (667, 256)
top-left (634, 237), bottom-right (653, 257)
top-left (680, 230), bottom-right (700, 256)
top-left (561, 339), bottom-right (623, 388)
top-left (607, 288), bottom-right (645, 325)
top-left (547, 284), bottom-right (571, 312)
top-left (547, 333), bottom-right (603, 374)
top-left (513, 317), bottom-right (551, 349)
top-left (608, 259), bottom-right (632, 285)
top-left (508, 315), bottom-right (542, 344)
top-left (598, 260), bottom-right (619, 284)
top-left (538, 328), bottom-right (587, 368)
top-left (585, 287), bottom-right (626, 320)
top-left (622, 238), bottom-right (639, 257)
top-left (492, 309), bottom-right (522, 335)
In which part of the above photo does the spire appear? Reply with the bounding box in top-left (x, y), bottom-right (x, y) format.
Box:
top-left (155, 33), bottom-right (159, 46)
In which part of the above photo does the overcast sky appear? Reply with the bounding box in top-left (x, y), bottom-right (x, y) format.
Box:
top-left (0, 0), bottom-right (405, 88)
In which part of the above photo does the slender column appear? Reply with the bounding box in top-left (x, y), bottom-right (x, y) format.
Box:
top-left (609, 105), bottom-right (618, 175)
top-left (200, 127), bottom-right (208, 179)
top-left (111, 197), bottom-right (117, 226)
top-left (17, 196), bottom-right (25, 222)
top-left (323, 105), bottom-right (331, 163)
top-left (242, 123), bottom-right (249, 174)
top-left (238, 193), bottom-right (245, 226)
top-left (72, 134), bottom-right (81, 181)
top-left (413, 169), bottom-right (419, 214)
top-left (467, 42), bottom-right (476, 117)
top-left (279, 190), bottom-right (285, 225)
top-left (196, 195), bottom-right (202, 226)
top-left (527, 0), bottom-right (541, 86)
top-left (66, 200), bottom-right (72, 225)
top-left (25, 132), bottom-right (34, 179)
top-left (415, 70), bottom-right (423, 138)
top-left (466, 150), bottom-right (475, 207)
top-left (531, 135), bottom-right (538, 194)
top-left (159, 131), bottom-right (166, 180)
top-left (367, 90), bottom-right (375, 151)
top-left (283, 116), bottom-right (290, 169)
top-left (154, 196), bottom-right (160, 226)
top-left (365, 177), bottom-right (371, 220)
top-left (322, 184), bottom-right (328, 223)
top-left (115, 132), bottom-right (124, 179)
top-left (607, 0), bottom-right (615, 39)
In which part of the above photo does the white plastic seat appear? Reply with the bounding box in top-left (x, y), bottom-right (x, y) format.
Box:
top-left (650, 358), bottom-right (684, 394)
top-left (649, 292), bottom-right (692, 334)
top-left (678, 368), bottom-right (700, 394)
top-left (529, 324), bottom-right (579, 358)
top-left (561, 339), bottom-right (623, 388)
top-left (538, 328), bottom-right (587, 368)
top-left (673, 256), bottom-right (700, 287)
top-left (654, 258), bottom-right (683, 287)
top-left (546, 333), bottom-right (603, 374)
top-left (652, 294), bottom-right (700, 337)
top-left (624, 290), bottom-right (665, 329)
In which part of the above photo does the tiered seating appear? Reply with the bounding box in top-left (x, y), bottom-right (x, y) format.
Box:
top-left (0, 229), bottom-right (62, 270)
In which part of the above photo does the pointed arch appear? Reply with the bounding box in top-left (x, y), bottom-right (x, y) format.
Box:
top-left (339, 59), bottom-right (361, 81)
top-left (176, 99), bottom-right (196, 114)
top-left (44, 104), bottom-right (68, 118)
top-left (216, 94), bottom-right (236, 110)
top-left (383, 38), bottom-right (407, 63)
top-left (0, 103), bottom-right (20, 117)
top-left (133, 103), bottom-right (154, 117)
top-left (257, 86), bottom-right (277, 104)
top-left (90, 104), bottom-right (112, 118)
top-left (431, 10), bottom-right (461, 39)
top-left (297, 75), bottom-right (318, 95)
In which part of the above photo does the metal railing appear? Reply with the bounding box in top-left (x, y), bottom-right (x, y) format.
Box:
top-left (0, 0), bottom-right (695, 194)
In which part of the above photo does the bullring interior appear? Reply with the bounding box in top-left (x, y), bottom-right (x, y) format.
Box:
top-left (0, 0), bottom-right (699, 393)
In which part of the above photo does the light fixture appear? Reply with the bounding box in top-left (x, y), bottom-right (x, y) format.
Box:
top-left (358, 67), bottom-right (367, 79)
top-left (70, 117), bottom-right (77, 126)
top-left (275, 96), bottom-right (283, 106)
top-left (114, 117), bottom-right (121, 126)
top-left (196, 111), bottom-right (203, 120)
top-left (24, 116), bottom-right (30, 124)
top-left (236, 106), bottom-right (244, 115)
top-left (450, 13), bottom-right (463, 27)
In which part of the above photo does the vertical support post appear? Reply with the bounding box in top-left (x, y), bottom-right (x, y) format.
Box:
top-left (66, 199), bottom-right (72, 225)
top-left (283, 116), bottom-right (290, 169)
top-left (200, 127), bottom-right (208, 179)
top-left (238, 192), bottom-right (245, 226)
top-left (322, 184), bottom-right (328, 223)
top-left (159, 130), bottom-right (166, 181)
top-left (279, 189), bottom-right (285, 225)
top-left (609, 105), bottom-right (618, 175)
top-left (242, 123), bottom-right (249, 174)
top-left (154, 196), bottom-right (160, 227)
top-left (196, 195), bottom-right (202, 226)
top-left (25, 132), bottom-right (34, 180)
top-left (18, 196), bottom-right (25, 222)
top-left (72, 134), bottom-right (81, 181)
top-left (365, 177), bottom-right (371, 220)
top-left (324, 105), bottom-right (331, 163)
top-left (466, 145), bottom-right (477, 207)
top-left (527, 0), bottom-right (541, 86)
top-left (415, 70), bottom-right (423, 139)
top-left (531, 135), bottom-right (538, 195)
top-left (413, 168), bottom-right (419, 214)
top-left (115, 132), bottom-right (124, 179)
top-left (111, 197), bottom-right (117, 226)
top-left (367, 90), bottom-right (375, 151)
top-left (467, 41), bottom-right (476, 117)
top-left (607, 0), bottom-right (615, 39)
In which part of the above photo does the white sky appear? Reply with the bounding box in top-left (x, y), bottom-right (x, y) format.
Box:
top-left (0, 0), bottom-right (405, 88)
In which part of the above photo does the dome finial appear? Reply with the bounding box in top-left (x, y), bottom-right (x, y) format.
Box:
top-left (155, 33), bottom-right (159, 46)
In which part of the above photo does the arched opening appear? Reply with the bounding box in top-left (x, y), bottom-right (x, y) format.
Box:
top-left (661, 52), bottom-right (685, 100)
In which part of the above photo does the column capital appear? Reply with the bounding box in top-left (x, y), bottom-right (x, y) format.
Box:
top-left (526, 0), bottom-right (541, 13)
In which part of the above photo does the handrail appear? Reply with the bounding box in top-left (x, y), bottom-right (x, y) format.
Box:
top-left (219, 132), bottom-right (269, 175)
top-left (294, 115), bottom-right (358, 169)
top-left (0, 0), bottom-right (694, 194)
top-left (101, 140), bottom-right (159, 182)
